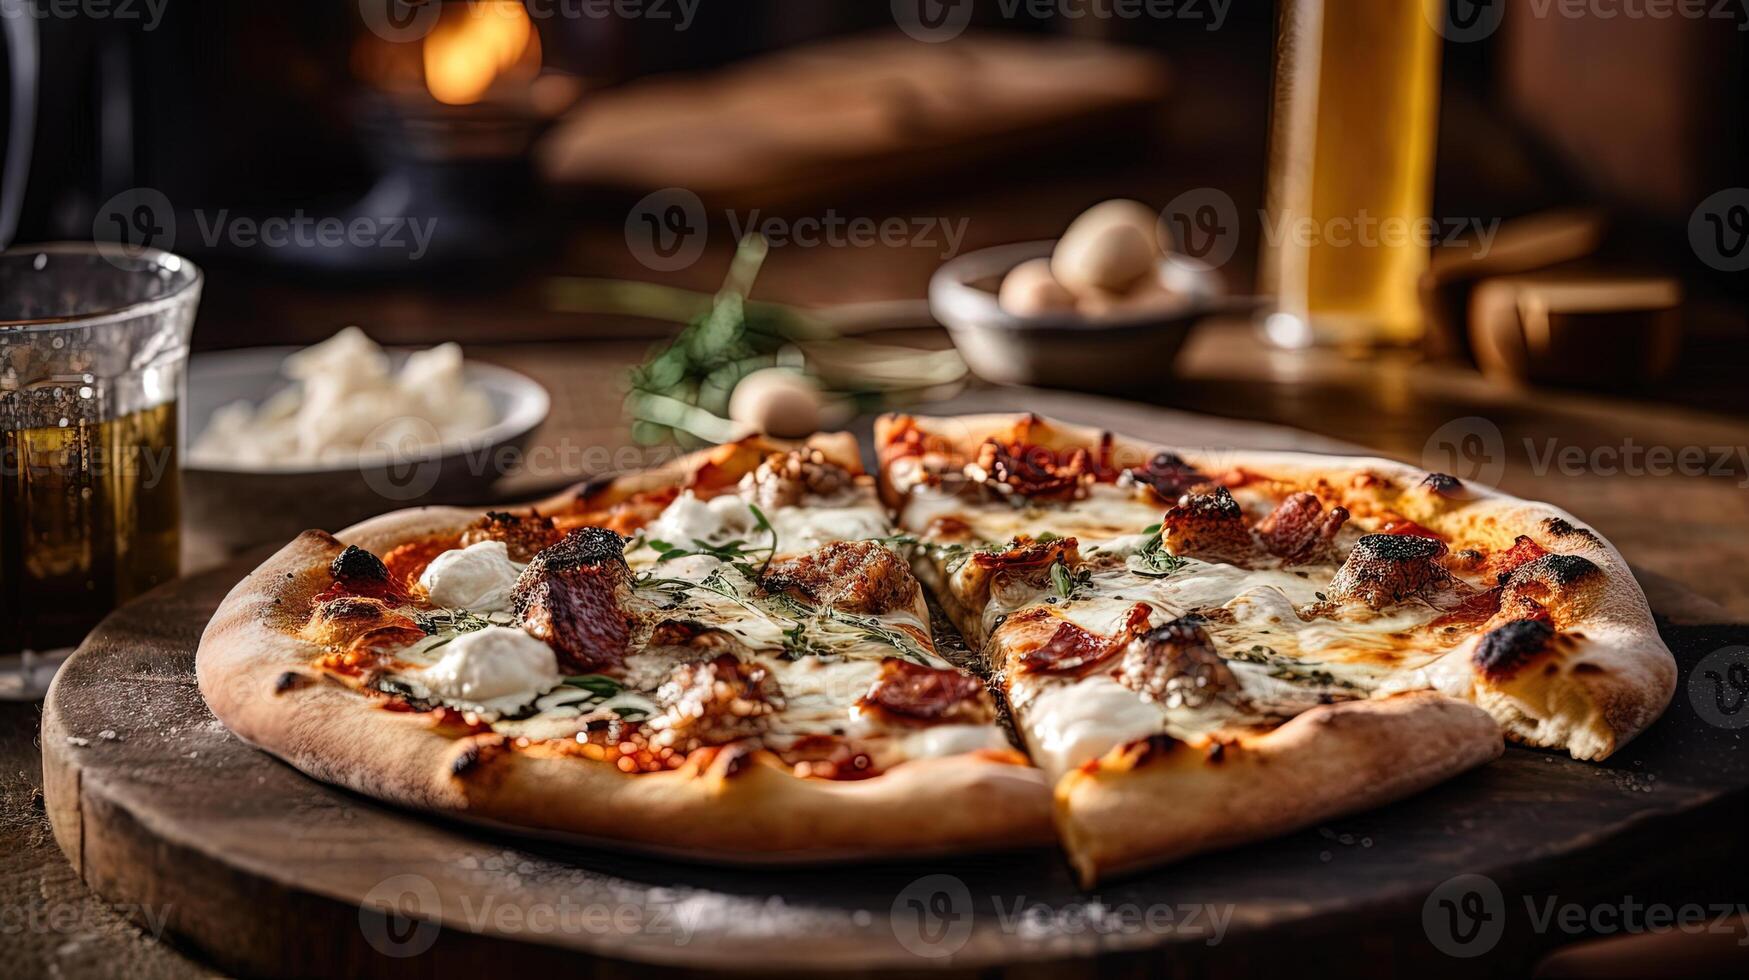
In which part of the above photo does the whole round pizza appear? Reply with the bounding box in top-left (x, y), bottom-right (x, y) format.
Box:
top-left (197, 413), bottom-right (1675, 885)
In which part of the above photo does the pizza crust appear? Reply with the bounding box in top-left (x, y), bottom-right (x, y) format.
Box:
top-left (875, 412), bottom-right (1677, 762)
top-left (1054, 692), bottom-right (1504, 886)
top-left (196, 497), bottom-right (1055, 865)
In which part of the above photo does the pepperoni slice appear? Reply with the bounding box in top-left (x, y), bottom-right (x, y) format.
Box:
top-left (1015, 603), bottom-right (1153, 674)
top-left (859, 659), bottom-right (991, 724)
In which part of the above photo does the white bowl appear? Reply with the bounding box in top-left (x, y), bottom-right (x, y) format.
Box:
top-left (183, 347), bottom-right (549, 553)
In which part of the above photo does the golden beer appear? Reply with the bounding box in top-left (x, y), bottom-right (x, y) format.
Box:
top-left (2, 402), bottom-right (182, 654)
top-left (0, 245), bottom-right (200, 664)
top-left (1261, 0), bottom-right (1443, 347)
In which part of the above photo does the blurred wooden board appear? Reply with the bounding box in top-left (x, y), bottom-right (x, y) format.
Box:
top-left (539, 34), bottom-right (1170, 208)
top-left (43, 402), bottom-right (1749, 978)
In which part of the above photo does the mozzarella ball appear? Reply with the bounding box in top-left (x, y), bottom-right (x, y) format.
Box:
top-left (728, 369), bottom-right (823, 439)
top-left (998, 258), bottom-right (1078, 317)
top-left (1051, 199), bottom-right (1164, 295)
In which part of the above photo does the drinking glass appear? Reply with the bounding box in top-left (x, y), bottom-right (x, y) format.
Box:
top-left (1259, 0), bottom-right (1443, 348)
top-left (0, 244), bottom-right (201, 697)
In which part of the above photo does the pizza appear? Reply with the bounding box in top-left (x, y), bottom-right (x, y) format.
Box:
top-left (197, 433), bottom-right (1054, 861)
top-left (197, 414), bottom-right (1676, 885)
top-left (875, 413), bottom-right (1675, 882)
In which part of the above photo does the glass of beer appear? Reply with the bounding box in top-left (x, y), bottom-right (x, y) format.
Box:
top-left (1, 244), bottom-right (201, 696)
top-left (1259, 0), bottom-right (1443, 348)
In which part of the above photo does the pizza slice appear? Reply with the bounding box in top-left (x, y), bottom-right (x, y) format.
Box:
top-left (875, 412), bottom-right (1676, 884)
top-left (198, 434), bottom-right (1052, 861)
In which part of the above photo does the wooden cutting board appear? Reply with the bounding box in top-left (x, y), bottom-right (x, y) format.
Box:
top-left (41, 399), bottom-right (1749, 978)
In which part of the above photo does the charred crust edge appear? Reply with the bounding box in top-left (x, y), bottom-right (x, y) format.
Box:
top-left (1514, 553), bottom-right (1603, 588)
top-left (1473, 618), bottom-right (1557, 680)
top-left (450, 736), bottom-right (508, 779)
top-left (273, 670), bottom-right (316, 695)
top-left (1541, 516), bottom-right (1603, 547)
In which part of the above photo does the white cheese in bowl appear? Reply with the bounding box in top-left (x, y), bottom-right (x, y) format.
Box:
top-left (189, 327), bottom-right (496, 467)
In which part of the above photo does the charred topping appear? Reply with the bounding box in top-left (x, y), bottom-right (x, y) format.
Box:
top-left (1128, 451), bottom-right (1211, 500)
top-left (760, 540), bottom-right (918, 615)
top-left (1114, 616), bottom-right (1238, 709)
top-left (330, 545), bottom-right (390, 584)
top-left (1421, 473), bottom-right (1464, 496)
top-left (1160, 486), bottom-right (1254, 563)
top-left (462, 511), bottom-right (562, 562)
top-left (1473, 618), bottom-right (1556, 680)
top-left (1324, 533), bottom-right (1454, 609)
top-left (969, 439), bottom-right (1094, 501)
top-left (1493, 553), bottom-right (1602, 625)
top-left (1354, 533), bottom-right (1445, 562)
top-left (513, 527), bottom-right (635, 673)
top-left (1485, 536), bottom-right (1549, 584)
top-left (524, 526), bottom-right (629, 573)
top-left (1255, 492), bottom-right (1349, 565)
top-left (647, 655), bottom-right (784, 751)
top-left (645, 619), bottom-right (749, 657)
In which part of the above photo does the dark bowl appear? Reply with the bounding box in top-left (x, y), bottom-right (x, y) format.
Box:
top-left (929, 239), bottom-right (1242, 392)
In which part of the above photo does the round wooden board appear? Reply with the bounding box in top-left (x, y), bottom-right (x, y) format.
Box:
top-left (41, 395), bottom-right (1749, 978)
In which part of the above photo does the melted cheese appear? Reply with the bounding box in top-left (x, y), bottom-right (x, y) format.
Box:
top-left (1025, 677), bottom-right (1170, 774)
top-left (644, 490), bottom-right (761, 547)
top-left (404, 626), bottom-right (560, 715)
top-left (418, 540), bottom-right (524, 612)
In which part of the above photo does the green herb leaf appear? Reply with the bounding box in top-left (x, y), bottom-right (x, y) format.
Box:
top-left (1050, 562), bottom-right (1073, 599)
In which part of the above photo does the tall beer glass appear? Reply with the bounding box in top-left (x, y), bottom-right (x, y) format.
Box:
top-left (1261, 0), bottom-right (1443, 348)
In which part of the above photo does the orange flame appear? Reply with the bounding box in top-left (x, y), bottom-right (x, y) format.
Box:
top-left (422, 1), bottom-right (541, 106)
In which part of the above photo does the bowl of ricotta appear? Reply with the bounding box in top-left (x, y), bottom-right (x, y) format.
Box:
top-left (184, 328), bottom-right (549, 555)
